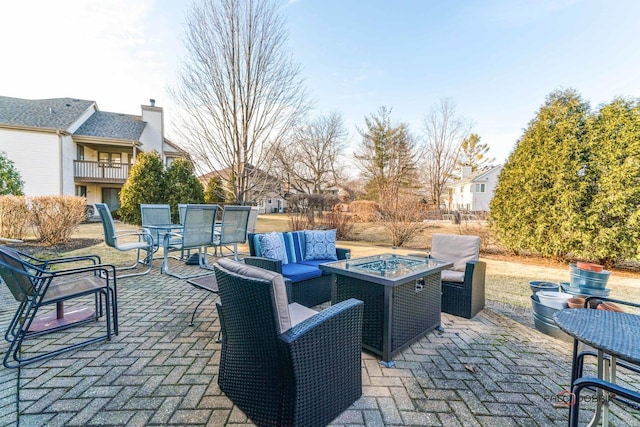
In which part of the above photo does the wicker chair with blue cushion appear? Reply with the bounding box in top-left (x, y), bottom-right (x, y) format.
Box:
top-left (214, 258), bottom-right (363, 427)
top-left (244, 229), bottom-right (350, 307)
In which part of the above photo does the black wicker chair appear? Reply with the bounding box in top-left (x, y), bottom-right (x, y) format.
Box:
top-left (214, 258), bottom-right (363, 427)
top-left (430, 233), bottom-right (486, 319)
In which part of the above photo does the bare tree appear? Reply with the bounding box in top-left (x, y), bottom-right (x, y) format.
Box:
top-left (170, 0), bottom-right (308, 204)
top-left (421, 98), bottom-right (471, 208)
top-left (271, 112), bottom-right (348, 194)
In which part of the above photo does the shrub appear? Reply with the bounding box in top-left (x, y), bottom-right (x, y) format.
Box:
top-left (0, 151), bottom-right (24, 195)
top-left (119, 151), bottom-right (164, 225)
top-left (350, 200), bottom-right (380, 222)
top-left (0, 195), bottom-right (29, 239)
top-left (165, 158), bottom-right (205, 223)
top-left (378, 191), bottom-right (423, 247)
top-left (318, 205), bottom-right (354, 239)
top-left (30, 196), bottom-right (86, 245)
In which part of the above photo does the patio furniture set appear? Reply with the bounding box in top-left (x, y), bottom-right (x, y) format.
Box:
top-left (3, 217), bottom-right (638, 426)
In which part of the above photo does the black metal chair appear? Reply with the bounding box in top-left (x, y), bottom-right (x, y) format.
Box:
top-left (96, 203), bottom-right (154, 278)
top-left (214, 258), bottom-right (363, 427)
top-left (0, 246), bottom-right (117, 368)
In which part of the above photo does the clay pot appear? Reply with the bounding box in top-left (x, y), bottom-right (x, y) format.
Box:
top-left (567, 297), bottom-right (586, 309)
top-left (597, 301), bottom-right (624, 312)
top-left (576, 262), bottom-right (604, 273)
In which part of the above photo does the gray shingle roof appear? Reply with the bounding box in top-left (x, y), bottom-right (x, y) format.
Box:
top-left (74, 111), bottom-right (146, 141)
top-left (0, 96), bottom-right (94, 130)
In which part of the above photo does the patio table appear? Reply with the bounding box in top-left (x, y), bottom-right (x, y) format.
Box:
top-left (320, 254), bottom-right (452, 367)
top-left (554, 309), bottom-right (640, 427)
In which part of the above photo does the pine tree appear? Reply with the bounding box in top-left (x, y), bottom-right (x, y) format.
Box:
top-left (457, 133), bottom-right (495, 171)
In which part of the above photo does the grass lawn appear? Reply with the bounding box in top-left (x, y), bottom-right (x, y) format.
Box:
top-left (12, 213), bottom-right (640, 314)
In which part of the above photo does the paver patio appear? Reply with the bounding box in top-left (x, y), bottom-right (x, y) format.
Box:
top-left (1, 255), bottom-right (639, 426)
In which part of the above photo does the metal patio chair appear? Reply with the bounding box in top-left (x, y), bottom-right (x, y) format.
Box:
top-left (213, 206), bottom-right (251, 261)
top-left (141, 203), bottom-right (184, 259)
top-left (0, 246), bottom-right (117, 368)
top-left (96, 203), bottom-right (154, 278)
top-left (140, 204), bottom-right (172, 249)
top-left (161, 204), bottom-right (219, 279)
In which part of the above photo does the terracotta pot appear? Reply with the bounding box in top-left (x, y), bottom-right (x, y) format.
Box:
top-left (567, 297), bottom-right (585, 309)
top-left (598, 301), bottom-right (624, 312)
top-left (576, 261), bottom-right (604, 273)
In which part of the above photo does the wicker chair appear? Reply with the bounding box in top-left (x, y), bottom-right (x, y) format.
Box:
top-left (430, 233), bottom-right (486, 318)
top-left (214, 258), bottom-right (363, 427)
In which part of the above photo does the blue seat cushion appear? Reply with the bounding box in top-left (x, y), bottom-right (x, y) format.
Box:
top-left (298, 259), bottom-right (335, 270)
top-left (281, 263), bottom-right (323, 283)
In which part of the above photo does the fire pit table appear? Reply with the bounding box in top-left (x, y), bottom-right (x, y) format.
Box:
top-left (320, 254), bottom-right (452, 367)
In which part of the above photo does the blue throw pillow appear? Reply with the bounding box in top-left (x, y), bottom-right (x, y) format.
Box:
top-left (304, 229), bottom-right (338, 261)
top-left (258, 232), bottom-right (288, 264)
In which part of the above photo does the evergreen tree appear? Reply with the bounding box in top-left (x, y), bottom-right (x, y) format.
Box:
top-left (165, 158), bottom-right (205, 223)
top-left (119, 151), bottom-right (165, 225)
top-left (457, 133), bottom-right (495, 171)
top-left (354, 106), bottom-right (417, 202)
top-left (0, 151), bottom-right (24, 195)
top-left (581, 98), bottom-right (640, 265)
top-left (204, 175), bottom-right (226, 204)
top-left (490, 89), bottom-right (591, 259)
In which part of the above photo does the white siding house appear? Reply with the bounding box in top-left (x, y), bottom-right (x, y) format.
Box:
top-left (446, 165), bottom-right (503, 212)
top-left (0, 96), bottom-right (187, 210)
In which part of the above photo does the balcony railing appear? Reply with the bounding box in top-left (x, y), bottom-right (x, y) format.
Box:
top-left (74, 160), bottom-right (131, 183)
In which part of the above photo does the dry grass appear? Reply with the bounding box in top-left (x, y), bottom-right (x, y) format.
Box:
top-left (12, 214), bottom-right (640, 312)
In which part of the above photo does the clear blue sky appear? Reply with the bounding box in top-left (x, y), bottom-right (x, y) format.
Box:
top-left (2, 0), bottom-right (639, 163)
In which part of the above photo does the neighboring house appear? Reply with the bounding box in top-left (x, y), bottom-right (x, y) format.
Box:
top-left (199, 164), bottom-right (286, 214)
top-left (0, 96), bottom-right (188, 211)
top-left (445, 165), bottom-right (503, 212)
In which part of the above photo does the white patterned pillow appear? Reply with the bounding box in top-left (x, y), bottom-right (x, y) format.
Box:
top-left (304, 229), bottom-right (338, 261)
top-left (258, 232), bottom-right (288, 264)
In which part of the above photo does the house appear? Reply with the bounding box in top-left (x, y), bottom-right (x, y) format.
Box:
top-left (0, 96), bottom-right (187, 211)
top-left (199, 164), bottom-right (286, 214)
top-left (445, 165), bottom-right (503, 212)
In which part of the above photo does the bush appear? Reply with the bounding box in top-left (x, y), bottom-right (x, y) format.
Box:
top-left (165, 158), bottom-right (205, 223)
top-left (350, 200), bottom-right (380, 222)
top-left (30, 196), bottom-right (86, 245)
top-left (0, 195), bottom-right (29, 239)
top-left (119, 151), bottom-right (164, 225)
top-left (318, 205), bottom-right (354, 239)
top-left (0, 151), bottom-right (24, 195)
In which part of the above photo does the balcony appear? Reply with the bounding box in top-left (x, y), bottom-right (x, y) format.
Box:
top-left (74, 160), bottom-right (131, 184)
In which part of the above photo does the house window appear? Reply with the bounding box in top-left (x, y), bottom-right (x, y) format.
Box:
top-left (475, 183), bottom-right (486, 193)
top-left (99, 152), bottom-right (122, 167)
top-left (99, 152), bottom-right (122, 164)
top-left (77, 145), bottom-right (85, 161)
top-left (76, 185), bottom-right (87, 197)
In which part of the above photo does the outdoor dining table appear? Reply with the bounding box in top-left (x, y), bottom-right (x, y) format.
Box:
top-left (144, 223), bottom-right (184, 248)
top-left (554, 308), bottom-right (640, 427)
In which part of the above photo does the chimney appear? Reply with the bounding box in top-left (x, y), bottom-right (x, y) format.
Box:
top-left (149, 98), bottom-right (156, 107)
top-left (461, 166), bottom-right (472, 178)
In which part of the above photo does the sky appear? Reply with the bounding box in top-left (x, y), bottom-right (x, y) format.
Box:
top-left (2, 0), bottom-right (639, 165)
